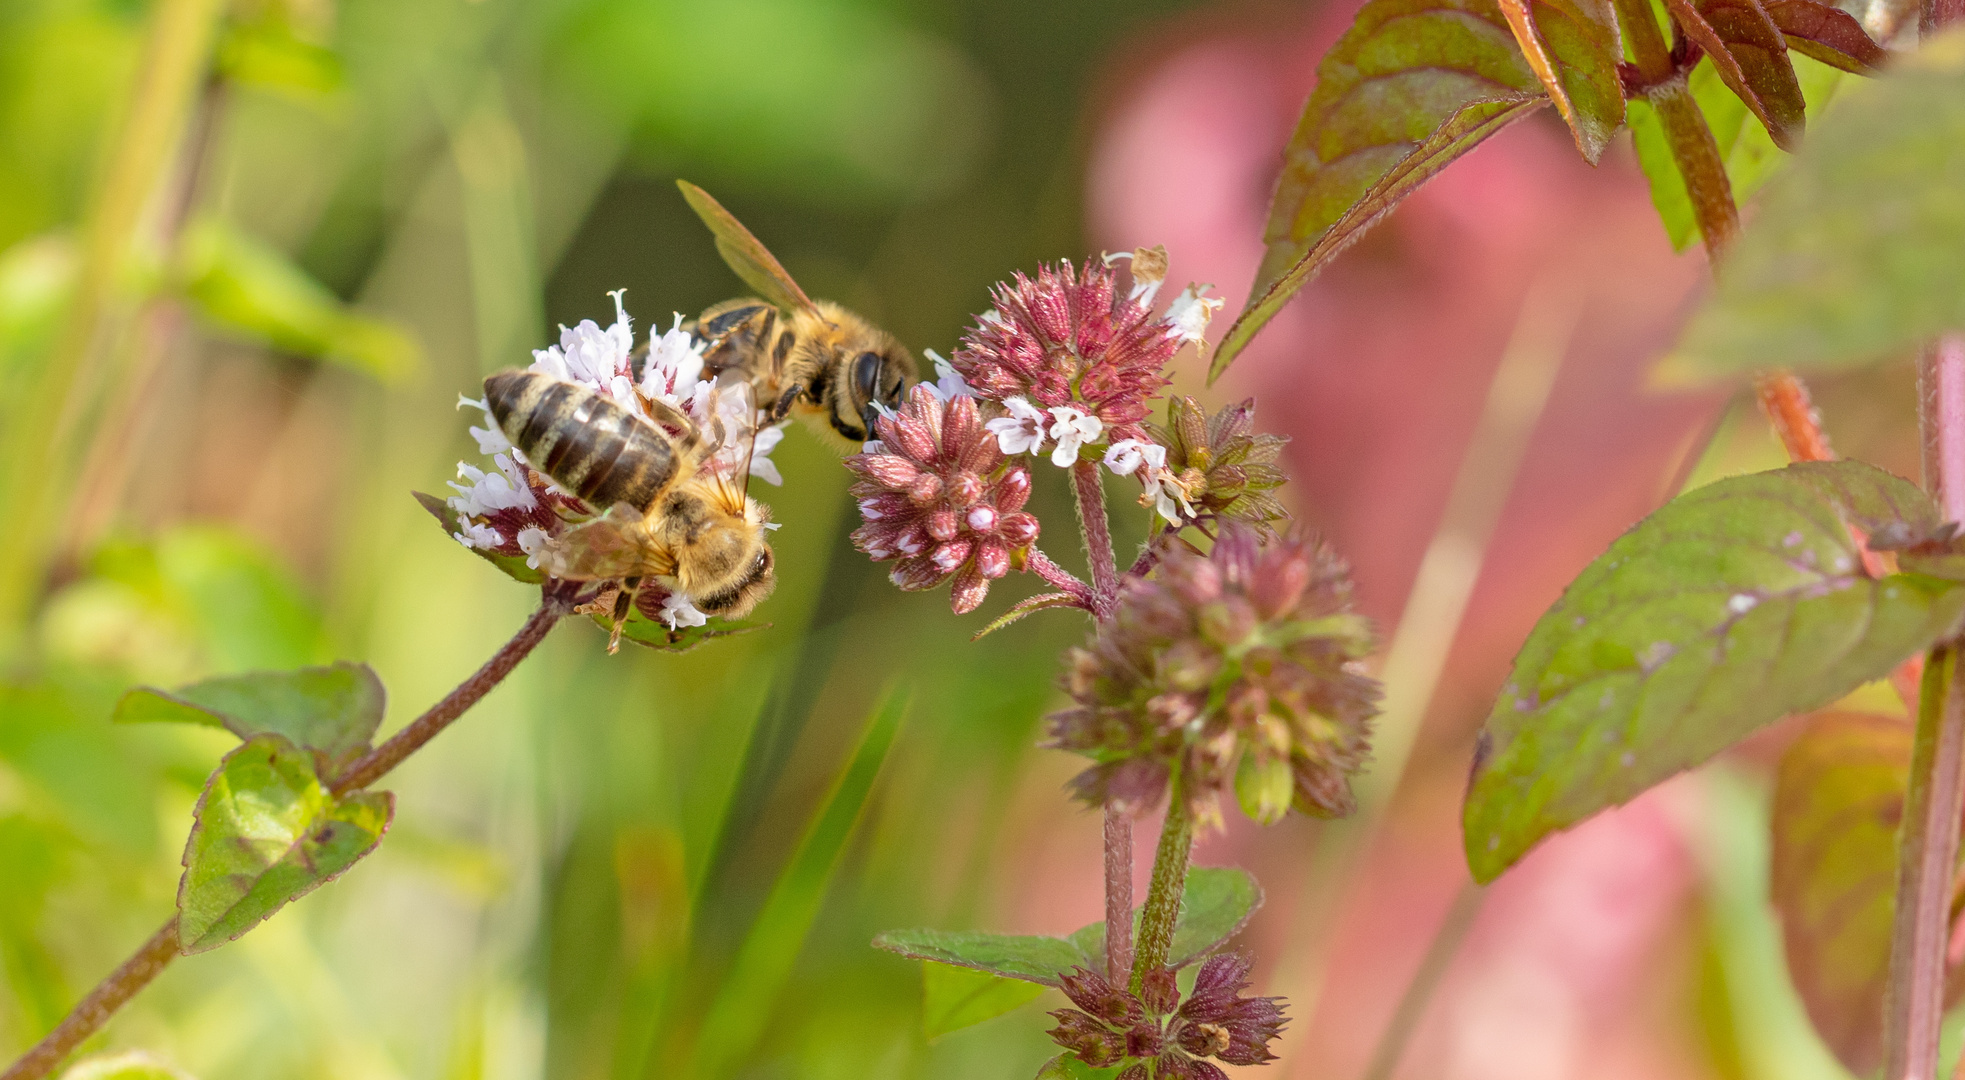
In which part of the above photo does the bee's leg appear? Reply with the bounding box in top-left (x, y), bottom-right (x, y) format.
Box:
top-left (773, 384), bottom-right (805, 421)
top-left (607, 576), bottom-right (643, 654)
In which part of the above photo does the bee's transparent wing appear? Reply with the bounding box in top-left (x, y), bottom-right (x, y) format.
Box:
top-left (538, 504), bottom-right (673, 580)
top-left (676, 181), bottom-right (817, 314)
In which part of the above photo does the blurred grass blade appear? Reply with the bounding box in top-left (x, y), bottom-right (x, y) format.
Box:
top-left (59, 1051), bottom-right (197, 1079)
top-left (683, 686), bottom-right (909, 1078)
top-left (177, 217), bottom-right (419, 380)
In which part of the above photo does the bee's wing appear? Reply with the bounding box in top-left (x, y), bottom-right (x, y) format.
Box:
top-left (538, 504), bottom-right (674, 581)
top-left (677, 181), bottom-right (818, 315)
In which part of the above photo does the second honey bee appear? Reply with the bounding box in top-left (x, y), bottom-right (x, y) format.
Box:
top-left (672, 181), bottom-right (917, 447)
top-left (484, 368), bottom-right (775, 649)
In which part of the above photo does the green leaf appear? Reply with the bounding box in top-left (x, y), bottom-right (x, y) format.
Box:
top-left (920, 961), bottom-right (1047, 1041)
top-left (1763, 0), bottom-right (1888, 74)
top-left (1665, 31), bottom-right (1965, 378)
top-left (971, 591), bottom-right (1083, 641)
top-left (686, 687), bottom-right (907, 1078)
top-left (1494, 0), bottom-right (1625, 159)
top-left (412, 491), bottom-right (546, 585)
top-left (177, 217), bottom-right (418, 380)
top-left (602, 605), bottom-right (770, 654)
top-left (1067, 867), bottom-right (1263, 971)
top-left (178, 734), bottom-right (392, 953)
top-left (873, 927), bottom-right (1091, 986)
top-left (877, 866), bottom-right (1262, 986)
top-left (1462, 460), bottom-right (1965, 883)
top-left (1214, 0), bottom-right (1552, 379)
top-left (214, 22), bottom-right (344, 102)
top-left (1665, 0), bottom-right (1807, 151)
top-left (1769, 711), bottom-right (1919, 1076)
top-left (114, 662), bottom-right (383, 775)
top-left (59, 1051), bottom-right (196, 1080)
top-left (1034, 1054), bottom-right (1123, 1080)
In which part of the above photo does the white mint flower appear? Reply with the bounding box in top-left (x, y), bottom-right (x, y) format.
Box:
top-left (639, 314), bottom-right (708, 405)
top-left (748, 423), bottom-right (787, 486)
top-left (454, 521), bottom-right (503, 549)
top-left (1162, 284), bottom-right (1223, 348)
top-left (985, 396), bottom-right (1050, 456)
top-left (923, 348), bottom-right (976, 402)
top-left (661, 592), bottom-right (708, 631)
top-left (516, 527), bottom-right (550, 568)
top-left (458, 394), bottom-right (512, 455)
top-left (1103, 437), bottom-right (1160, 477)
top-left (447, 454), bottom-right (536, 517)
top-left (532, 290), bottom-right (634, 390)
top-left (1046, 405), bottom-right (1104, 467)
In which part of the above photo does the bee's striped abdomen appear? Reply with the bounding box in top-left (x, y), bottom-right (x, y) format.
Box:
top-left (483, 371), bottom-right (675, 512)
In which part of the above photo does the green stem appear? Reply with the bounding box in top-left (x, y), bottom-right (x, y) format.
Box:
top-left (1883, 646), bottom-right (1965, 1080)
top-left (1129, 769), bottom-right (1195, 994)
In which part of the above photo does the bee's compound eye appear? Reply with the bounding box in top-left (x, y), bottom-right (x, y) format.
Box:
top-left (852, 352), bottom-right (883, 404)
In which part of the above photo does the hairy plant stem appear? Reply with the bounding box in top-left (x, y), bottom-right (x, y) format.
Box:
top-left (1104, 810), bottom-right (1135, 981)
top-left (1885, 648), bottom-right (1965, 1080)
top-left (1071, 460), bottom-right (1121, 620)
top-left (0, 589), bottom-right (572, 1080)
top-left (1025, 548), bottom-right (1096, 609)
top-left (1130, 769), bottom-right (1195, 994)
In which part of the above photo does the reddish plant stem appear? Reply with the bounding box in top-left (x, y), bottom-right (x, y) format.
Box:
top-left (1070, 461), bottom-right (1121, 620)
top-left (2, 590), bottom-right (571, 1080)
top-left (1886, 648), bottom-right (1965, 1080)
top-left (1103, 809), bottom-right (1134, 981)
top-left (0, 922), bottom-right (180, 1080)
top-left (1025, 548), bottom-right (1096, 609)
top-left (332, 587), bottom-right (572, 794)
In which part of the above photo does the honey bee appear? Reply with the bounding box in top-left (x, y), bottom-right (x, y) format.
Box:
top-left (483, 369), bottom-right (775, 650)
top-left (672, 181), bottom-right (917, 447)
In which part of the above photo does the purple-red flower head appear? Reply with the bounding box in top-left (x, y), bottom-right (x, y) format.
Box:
top-left (952, 252), bottom-right (1217, 466)
top-left (847, 384), bottom-right (1039, 614)
top-left (1047, 955), bottom-right (1287, 1077)
top-left (1046, 521), bottom-right (1380, 824)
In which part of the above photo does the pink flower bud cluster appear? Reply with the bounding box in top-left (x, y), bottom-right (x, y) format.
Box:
top-left (846, 384), bottom-right (1040, 614)
top-left (951, 257), bottom-right (1187, 449)
top-left (1046, 522), bottom-right (1380, 825)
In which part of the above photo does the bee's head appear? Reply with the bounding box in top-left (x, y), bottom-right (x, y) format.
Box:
top-left (810, 302), bottom-right (915, 444)
top-left (679, 497), bottom-right (776, 619)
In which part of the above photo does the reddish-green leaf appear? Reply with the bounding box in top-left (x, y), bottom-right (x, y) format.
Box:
top-left (1665, 0), bottom-right (1808, 150)
top-left (1770, 711), bottom-right (1918, 1076)
top-left (1764, 0), bottom-right (1888, 73)
top-left (1214, 0), bottom-right (1554, 379)
top-left (1463, 461), bottom-right (1965, 882)
top-left (413, 491), bottom-right (546, 585)
top-left (1496, 0), bottom-right (1626, 158)
top-left (114, 662), bottom-right (384, 776)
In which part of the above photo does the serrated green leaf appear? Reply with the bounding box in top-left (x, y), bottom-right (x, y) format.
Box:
top-left (1665, 31), bottom-right (1965, 378)
top-left (60, 1051), bottom-right (196, 1080)
top-left (1216, 0), bottom-right (1554, 378)
top-left (412, 491), bottom-right (547, 584)
top-left (1034, 1054), bottom-right (1123, 1080)
top-left (1066, 866), bottom-right (1263, 971)
top-left (114, 662), bottom-right (383, 774)
top-left (971, 591), bottom-right (1081, 641)
top-left (1769, 711), bottom-right (1927, 1076)
top-left (920, 961), bottom-right (1047, 1041)
top-left (178, 734), bottom-right (392, 952)
top-left (1665, 0), bottom-right (1806, 151)
top-left (873, 927), bottom-right (1091, 986)
top-left (1463, 460), bottom-right (1965, 882)
top-left (178, 217), bottom-right (418, 380)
